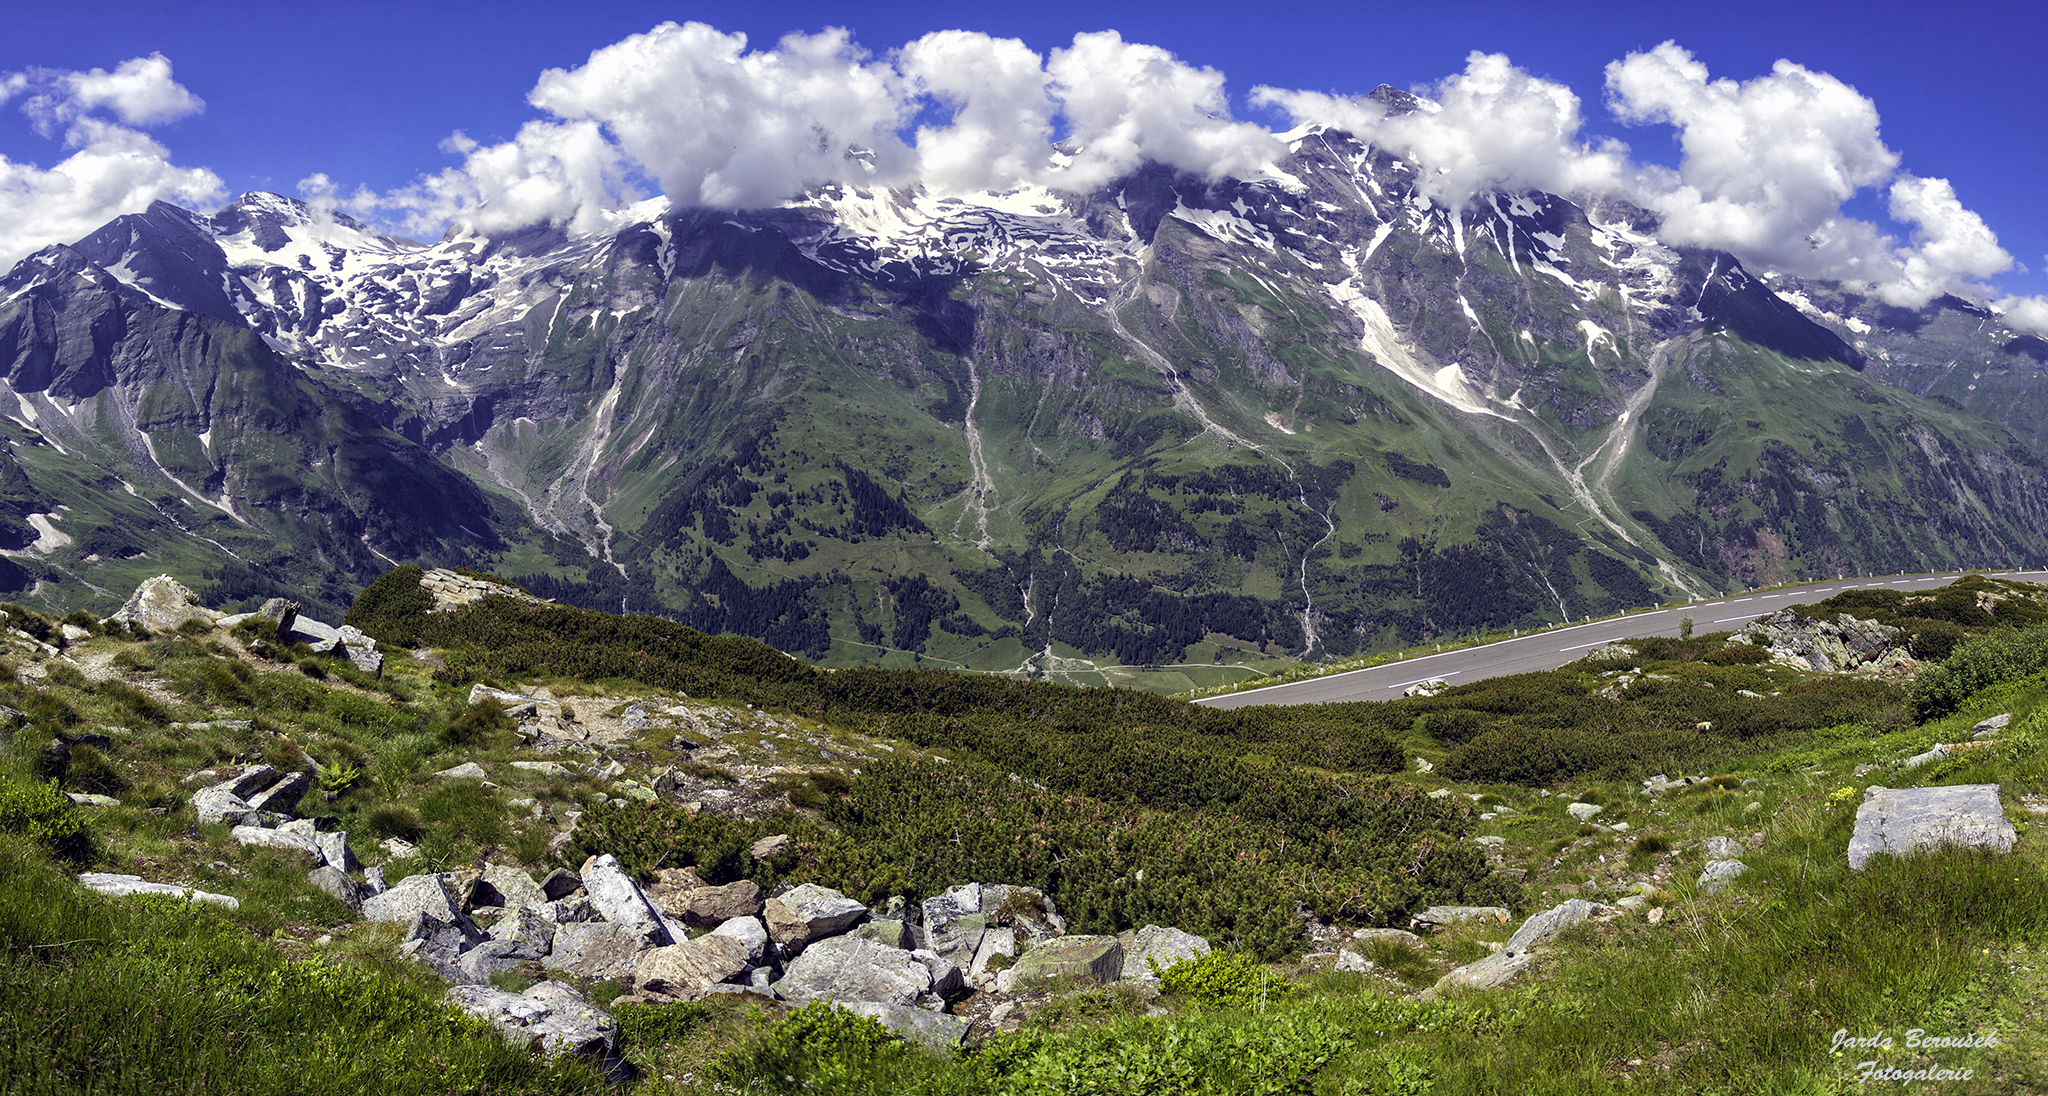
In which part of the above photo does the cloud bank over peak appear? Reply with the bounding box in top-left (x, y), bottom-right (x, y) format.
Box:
top-left (337, 23), bottom-right (1281, 238)
top-left (1259, 41), bottom-right (2040, 324)
top-left (0, 54), bottom-right (222, 268)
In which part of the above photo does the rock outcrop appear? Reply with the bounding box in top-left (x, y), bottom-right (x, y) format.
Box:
top-left (1727, 610), bottom-right (1917, 675)
top-left (109, 576), bottom-right (219, 634)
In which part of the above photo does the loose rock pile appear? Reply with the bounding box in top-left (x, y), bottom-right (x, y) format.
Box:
top-left (352, 862), bottom-right (1214, 1057)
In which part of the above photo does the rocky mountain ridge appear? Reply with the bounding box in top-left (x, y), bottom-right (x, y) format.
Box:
top-left (2, 127), bottom-right (2046, 682)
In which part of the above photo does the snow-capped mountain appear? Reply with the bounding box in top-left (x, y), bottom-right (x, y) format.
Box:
top-left (2, 116), bottom-right (2044, 674)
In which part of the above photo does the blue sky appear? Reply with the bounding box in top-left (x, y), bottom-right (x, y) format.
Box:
top-left (3, 0), bottom-right (2043, 303)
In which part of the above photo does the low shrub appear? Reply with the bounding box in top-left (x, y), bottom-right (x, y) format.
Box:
top-left (707, 1000), bottom-right (912, 1092)
top-left (0, 776), bottom-right (91, 861)
top-left (1909, 623), bottom-right (2048, 721)
top-left (1156, 948), bottom-right (1294, 1009)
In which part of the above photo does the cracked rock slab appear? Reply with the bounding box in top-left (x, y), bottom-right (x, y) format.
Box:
top-left (1849, 784), bottom-right (2016, 870)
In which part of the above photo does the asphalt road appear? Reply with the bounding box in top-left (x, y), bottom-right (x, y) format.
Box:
top-left (1196, 570), bottom-right (2048, 710)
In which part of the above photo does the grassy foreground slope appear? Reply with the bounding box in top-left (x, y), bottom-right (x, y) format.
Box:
top-left (1, 570), bottom-right (2046, 1092)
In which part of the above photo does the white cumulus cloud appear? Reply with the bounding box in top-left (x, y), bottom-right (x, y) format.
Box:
top-left (1255, 51), bottom-right (1628, 210)
top-left (1605, 42), bottom-right (1902, 285)
top-left (342, 24), bottom-right (1279, 234)
top-left (1042, 31), bottom-right (1283, 191)
top-left (0, 55), bottom-right (221, 270)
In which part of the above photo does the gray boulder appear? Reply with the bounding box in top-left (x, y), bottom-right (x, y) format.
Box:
top-left (490, 907), bottom-right (557, 954)
top-left (230, 825), bottom-right (320, 857)
top-left (473, 864), bottom-right (547, 912)
top-left (191, 785), bottom-right (255, 826)
top-left (1119, 925), bottom-right (1211, 983)
top-left (445, 982), bottom-right (619, 1063)
top-left (315, 831), bottom-right (360, 874)
top-left (840, 1002), bottom-right (972, 1050)
top-left (111, 576), bottom-right (220, 634)
top-left (78, 872), bottom-right (238, 909)
top-left (1421, 949), bottom-right (1535, 998)
top-left (764, 884), bottom-right (867, 955)
top-left (400, 912), bottom-right (488, 984)
top-left (307, 866), bottom-right (365, 910)
top-left (1419, 899), bottom-right (1604, 999)
top-left (920, 884), bottom-right (981, 931)
top-left (1502, 899), bottom-right (1599, 957)
top-left (458, 937), bottom-right (545, 984)
top-left (544, 921), bottom-right (653, 980)
top-left (773, 934), bottom-right (933, 1007)
top-left (543, 897), bottom-right (601, 924)
top-left (363, 873), bottom-right (468, 926)
top-left (284, 616), bottom-right (343, 653)
top-left (1849, 784), bottom-right (2016, 870)
top-left (970, 927), bottom-right (1018, 982)
top-left (434, 762), bottom-right (490, 782)
top-left (1003, 935), bottom-right (1124, 990)
top-left (1698, 860), bottom-right (1748, 892)
top-left (1352, 928), bottom-right (1426, 949)
top-left (925, 913), bottom-right (987, 964)
top-left (632, 934), bottom-right (753, 1002)
top-left (1973, 714), bottom-right (2013, 740)
top-left (1728, 610), bottom-right (1914, 674)
top-left (913, 949), bottom-right (966, 999)
top-left (246, 770), bottom-right (309, 815)
top-left (855, 919), bottom-right (920, 950)
top-left (582, 854), bottom-right (672, 944)
top-left (224, 765), bottom-right (282, 800)
top-left (708, 915), bottom-right (771, 965)
top-left (343, 644), bottom-right (384, 676)
top-left (255, 598), bottom-right (299, 633)
top-left (664, 879), bottom-right (764, 927)
top-left (1701, 835), bottom-right (1743, 859)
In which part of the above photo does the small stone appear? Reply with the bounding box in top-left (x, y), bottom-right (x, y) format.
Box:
top-left (1565, 802), bottom-right (1601, 822)
top-left (434, 762), bottom-right (490, 781)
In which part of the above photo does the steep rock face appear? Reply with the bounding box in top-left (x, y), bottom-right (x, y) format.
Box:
top-left (3, 127), bottom-right (2046, 670)
top-left (0, 242), bottom-right (529, 617)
